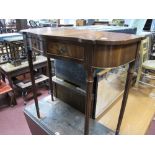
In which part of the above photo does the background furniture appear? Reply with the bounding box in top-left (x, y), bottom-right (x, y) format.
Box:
top-left (0, 20), bottom-right (7, 33)
top-left (76, 19), bottom-right (86, 26)
top-left (29, 20), bottom-right (40, 28)
top-left (58, 24), bottom-right (74, 27)
top-left (111, 19), bottom-right (125, 26)
top-left (16, 19), bottom-right (28, 31)
top-left (0, 20), bottom-right (17, 33)
top-left (0, 55), bottom-right (47, 88)
top-left (16, 74), bottom-right (48, 105)
top-left (0, 33), bottom-right (23, 63)
top-left (0, 80), bottom-right (16, 106)
top-left (135, 37), bottom-right (155, 87)
top-left (150, 32), bottom-right (155, 59)
top-left (4, 35), bottom-right (24, 66)
top-left (93, 21), bottom-right (110, 26)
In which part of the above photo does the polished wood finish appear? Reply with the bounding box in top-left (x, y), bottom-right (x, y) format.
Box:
top-left (47, 41), bottom-right (84, 61)
top-left (22, 27), bottom-right (141, 44)
top-left (115, 42), bottom-right (140, 134)
top-left (115, 61), bottom-right (135, 135)
top-left (84, 44), bottom-right (94, 134)
top-left (22, 27), bottom-right (142, 135)
top-left (93, 43), bottom-right (138, 68)
top-left (23, 28), bottom-right (142, 67)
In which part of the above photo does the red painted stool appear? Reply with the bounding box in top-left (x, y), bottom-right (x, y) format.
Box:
top-left (0, 80), bottom-right (17, 106)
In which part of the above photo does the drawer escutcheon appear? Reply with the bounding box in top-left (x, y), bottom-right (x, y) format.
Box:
top-left (59, 46), bottom-right (67, 55)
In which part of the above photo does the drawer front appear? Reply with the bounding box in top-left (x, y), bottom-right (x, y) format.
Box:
top-left (47, 42), bottom-right (84, 60)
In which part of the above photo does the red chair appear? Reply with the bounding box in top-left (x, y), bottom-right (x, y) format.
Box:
top-left (0, 80), bottom-right (17, 106)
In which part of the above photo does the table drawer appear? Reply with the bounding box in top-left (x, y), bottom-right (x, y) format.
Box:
top-left (47, 42), bottom-right (84, 60)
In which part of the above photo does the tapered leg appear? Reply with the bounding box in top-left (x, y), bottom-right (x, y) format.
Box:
top-left (27, 49), bottom-right (40, 118)
top-left (7, 75), bottom-right (13, 89)
top-left (115, 61), bottom-right (135, 135)
top-left (135, 59), bottom-right (143, 87)
top-left (1, 73), bottom-right (5, 82)
top-left (12, 90), bottom-right (17, 106)
top-left (5, 42), bottom-right (10, 61)
top-left (84, 67), bottom-right (94, 135)
top-left (47, 57), bottom-right (54, 101)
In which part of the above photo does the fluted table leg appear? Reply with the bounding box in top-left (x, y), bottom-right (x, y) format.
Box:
top-left (115, 61), bottom-right (135, 135)
top-left (84, 67), bottom-right (94, 135)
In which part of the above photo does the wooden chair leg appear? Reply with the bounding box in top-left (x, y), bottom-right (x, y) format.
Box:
top-left (11, 90), bottom-right (17, 106)
top-left (22, 89), bottom-right (27, 105)
top-left (6, 93), bottom-right (12, 107)
top-left (23, 74), bottom-right (26, 79)
top-left (135, 65), bottom-right (143, 87)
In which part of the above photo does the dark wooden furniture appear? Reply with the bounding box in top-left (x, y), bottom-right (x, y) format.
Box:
top-left (76, 19), bottom-right (86, 26)
top-left (0, 21), bottom-right (7, 33)
top-left (0, 33), bottom-right (23, 63)
top-left (0, 55), bottom-right (47, 88)
top-left (0, 80), bottom-right (16, 106)
top-left (16, 74), bottom-right (48, 105)
top-left (4, 36), bottom-right (24, 66)
top-left (22, 27), bottom-right (142, 135)
top-left (93, 21), bottom-right (109, 26)
top-left (16, 19), bottom-right (28, 31)
top-left (29, 20), bottom-right (39, 28)
top-left (0, 20), bottom-right (17, 33)
top-left (58, 24), bottom-right (74, 27)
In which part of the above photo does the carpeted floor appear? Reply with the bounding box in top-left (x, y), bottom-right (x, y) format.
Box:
top-left (0, 87), bottom-right (49, 135)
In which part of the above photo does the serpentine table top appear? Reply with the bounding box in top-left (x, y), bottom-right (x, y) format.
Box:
top-left (21, 26), bottom-right (143, 135)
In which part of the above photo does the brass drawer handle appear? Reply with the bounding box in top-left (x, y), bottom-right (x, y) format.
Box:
top-left (59, 46), bottom-right (67, 54)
